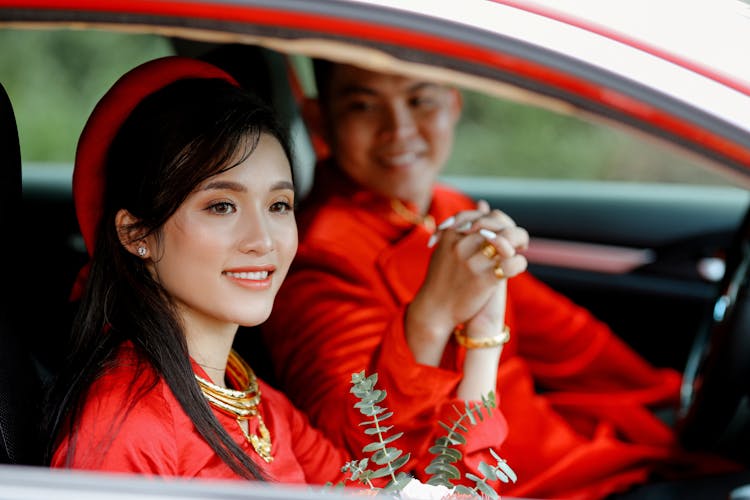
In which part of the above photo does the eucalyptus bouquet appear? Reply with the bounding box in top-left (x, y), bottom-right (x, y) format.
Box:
top-left (337, 371), bottom-right (516, 499)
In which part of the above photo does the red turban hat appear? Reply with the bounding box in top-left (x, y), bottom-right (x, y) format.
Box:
top-left (71, 56), bottom-right (238, 300)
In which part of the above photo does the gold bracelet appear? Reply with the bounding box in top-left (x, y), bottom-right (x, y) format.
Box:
top-left (453, 325), bottom-right (511, 349)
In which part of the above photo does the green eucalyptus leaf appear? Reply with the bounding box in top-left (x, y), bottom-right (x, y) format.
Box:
top-left (372, 447), bottom-right (402, 465)
top-left (389, 453), bottom-right (411, 471)
top-left (494, 470), bottom-right (509, 483)
top-left (434, 436), bottom-right (450, 447)
top-left (427, 476), bottom-right (454, 488)
top-left (453, 485), bottom-right (476, 496)
top-left (447, 433), bottom-right (466, 445)
top-left (369, 466), bottom-right (394, 479)
top-left (425, 462), bottom-right (461, 479)
top-left (475, 480), bottom-right (498, 499)
top-left (357, 407), bottom-right (377, 417)
top-left (362, 441), bottom-right (384, 453)
top-left (482, 391), bottom-right (496, 409)
top-left (437, 447), bottom-right (462, 462)
top-left (379, 432), bottom-right (404, 445)
top-left (478, 461), bottom-right (497, 480)
top-left (372, 390), bottom-right (387, 403)
top-left (464, 401), bottom-right (477, 425)
top-left (496, 459), bottom-right (517, 483)
top-left (438, 421), bottom-right (453, 433)
top-left (392, 472), bottom-right (414, 491)
top-left (359, 391), bottom-right (385, 405)
top-left (371, 448), bottom-right (387, 464)
top-left (428, 445), bottom-right (448, 455)
top-left (474, 406), bottom-right (486, 422)
top-left (382, 472), bottom-right (412, 493)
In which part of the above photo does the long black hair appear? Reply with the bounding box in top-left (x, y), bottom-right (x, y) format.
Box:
top-left (43, 77), bottom-right (294, 480)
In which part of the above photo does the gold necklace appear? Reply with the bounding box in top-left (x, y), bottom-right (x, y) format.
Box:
top-left (195, 350), bottom-right (273, 463)
top-left (390, 198), bottom-right (436, 232)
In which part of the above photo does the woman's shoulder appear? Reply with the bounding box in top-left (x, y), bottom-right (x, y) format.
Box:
top-left (55, 343), bottom-right (186, 473)
top-left (82, 343), bottom-right (179, 432)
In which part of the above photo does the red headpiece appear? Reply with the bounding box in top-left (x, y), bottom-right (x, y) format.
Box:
top-left (71, 56), bottom-right (238, 300)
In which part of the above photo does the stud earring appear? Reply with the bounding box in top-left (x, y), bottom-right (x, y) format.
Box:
top-left (137, 246), bottom-right (148, 257)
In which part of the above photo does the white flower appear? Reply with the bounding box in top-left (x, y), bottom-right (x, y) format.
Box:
top-left (399, 478), bottom-right (455, 500)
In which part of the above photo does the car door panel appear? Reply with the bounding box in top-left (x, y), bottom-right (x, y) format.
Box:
top-left (447, 176), bottom-right (750, 370)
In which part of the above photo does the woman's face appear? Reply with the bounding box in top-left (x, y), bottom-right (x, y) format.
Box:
top-left (146, 133), bottom-right (297, 333)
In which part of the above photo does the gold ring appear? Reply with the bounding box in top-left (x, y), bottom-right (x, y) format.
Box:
top-left (481, 242), bottom-right (498, 259)
top-left (493, 264), bottom-right (505, 279)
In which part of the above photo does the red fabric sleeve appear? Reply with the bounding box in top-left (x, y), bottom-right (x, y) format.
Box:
top-left (505, 272), bottom-right (682, 443)
top-left (510, 272), bottom-right (680, 399)
top-left (263, 231), bottom-right (509, 484)
top-left (259, 382), bottom-right (360, 487)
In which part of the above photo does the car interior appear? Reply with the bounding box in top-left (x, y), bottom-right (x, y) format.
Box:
top-left (3, 29), bottom-right (750, 498)
top-left (0, 81), bottom-right (44, 466)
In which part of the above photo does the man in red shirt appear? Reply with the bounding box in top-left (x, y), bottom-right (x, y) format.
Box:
top-left (262, 60), bottom-right (733, 499)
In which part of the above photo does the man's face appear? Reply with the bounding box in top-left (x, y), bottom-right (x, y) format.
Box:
top-left (320, 64), bottom-right (462, 210)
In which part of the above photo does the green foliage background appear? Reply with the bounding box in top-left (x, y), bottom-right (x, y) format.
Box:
top-left (0, 29), bottom-right (172, 162)
top-left (0, 28), bottom-right (733, 186)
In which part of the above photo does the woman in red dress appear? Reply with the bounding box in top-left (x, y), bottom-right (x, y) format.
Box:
top-left (43, 56), bottom-right (359, 484)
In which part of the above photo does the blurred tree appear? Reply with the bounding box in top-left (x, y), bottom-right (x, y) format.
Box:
top-left (0, 29), bottom-right (171, 162)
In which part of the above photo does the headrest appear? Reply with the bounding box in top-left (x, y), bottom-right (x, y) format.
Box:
top-left (70, 56), bottom-right (237, 300)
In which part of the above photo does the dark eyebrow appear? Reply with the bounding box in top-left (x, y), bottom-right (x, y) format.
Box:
top-left (337, 84), bottom-right (376, 98)
top-left (272, 180), bottom-right (295, 192)
top-left (201, 179), bottom-right (294, 192)
top-left (337, 82), bottom-right (439, 98)
top-left (407, 82), bottom-right (441, 93)
top-left (202, 180), bottom-right (245, 192)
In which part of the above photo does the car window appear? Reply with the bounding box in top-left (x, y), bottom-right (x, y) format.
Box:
top-left (447, 88), bottom-right (735, 187)
top-left (2, 28), bottom-right (737, 191)
top-left (288, 54), bottom-right (737, 190)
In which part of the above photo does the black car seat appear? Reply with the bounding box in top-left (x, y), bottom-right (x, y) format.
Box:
top-left (0, 82), bottom-right (43, 465)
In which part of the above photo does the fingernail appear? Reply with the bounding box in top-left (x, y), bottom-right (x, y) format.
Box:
top-left (427, 234), bottom-right (439, 248)
top-left (437, 216), bottom-right (455, 230)
top-left (456, 221), bottom-right (472, 232)
top-left (480, 228), bottom-right (497, 240)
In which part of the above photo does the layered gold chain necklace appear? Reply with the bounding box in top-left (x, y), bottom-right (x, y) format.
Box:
top-left (195, 350), bottom-right (273, 463)
top-left (390, 198), bottom-right (436, 232)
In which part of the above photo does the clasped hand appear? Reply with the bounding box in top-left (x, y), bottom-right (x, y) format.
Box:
top-left (406, 200), bottom-right (528, 364)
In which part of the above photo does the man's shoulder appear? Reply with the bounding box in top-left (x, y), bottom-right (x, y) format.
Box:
top-left (297, 194), bottom-right (390, 248)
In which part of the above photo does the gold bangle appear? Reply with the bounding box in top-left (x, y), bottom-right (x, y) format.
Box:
top-left (453, 325), bottom-right (510, 349)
